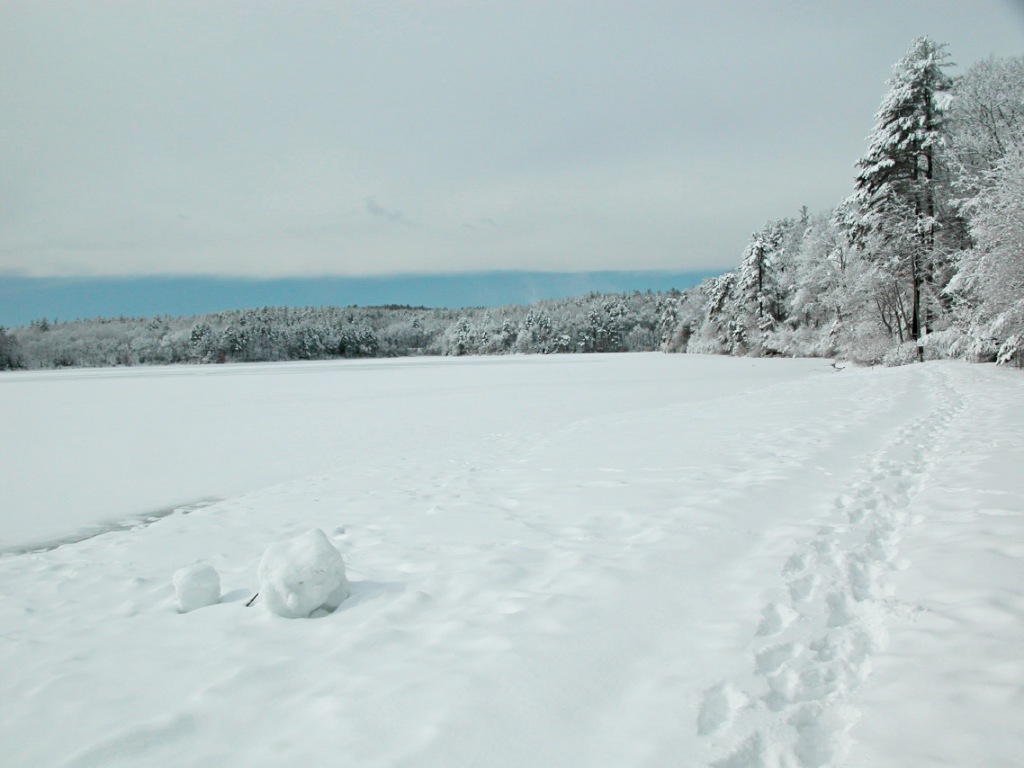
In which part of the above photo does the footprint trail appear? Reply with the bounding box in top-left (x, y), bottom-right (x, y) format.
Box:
top-left (700, 367), bottom-right (965, 767)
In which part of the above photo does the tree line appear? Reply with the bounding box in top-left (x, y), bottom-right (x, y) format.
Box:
top-left (663, 39), bottom-right (1024, 367)
top-left (0, 291), bottom-right (680, 369)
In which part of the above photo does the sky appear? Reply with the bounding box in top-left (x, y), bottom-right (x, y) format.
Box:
top-left (1, 1), bottom-right (1023, 321)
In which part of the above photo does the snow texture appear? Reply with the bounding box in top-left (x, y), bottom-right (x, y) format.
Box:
top-left (172, 564), bottom-right (220, 612)
top-left (257, 529), bottom-right (350, 618)
top-left (1, 355), bottom-right (1022, 767)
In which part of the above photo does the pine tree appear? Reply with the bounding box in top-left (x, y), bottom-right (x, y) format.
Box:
top-left (737, 220), bottom-right (790, 344)
top-left (0, 326), bottom-right (22, 370)
top-left (856, 37), bottom-right (953, 213)
top-left (855, 36), bottom-right (955, 360)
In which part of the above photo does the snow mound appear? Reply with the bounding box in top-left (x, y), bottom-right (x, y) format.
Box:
top-left (173, 564), bottom-right (221, 613)
top-left (257, 529), bottom-right (350, 618)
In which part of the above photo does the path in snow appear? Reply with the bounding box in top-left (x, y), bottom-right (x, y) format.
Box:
top-left (0, 356), bottom-right (1021, 767)
top-left (849, 363), bottom-right (1024, 768)
top-left (700, 365), bottom-right (966, 767)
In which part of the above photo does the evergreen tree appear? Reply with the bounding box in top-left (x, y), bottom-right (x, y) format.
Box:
top-left (855, 36), bottom-right (955, 359)
top-left (736, 219), bottom-right (792, 353)
top-left (0, 326), bottom-right (22, 370)
top-left (692, 272), bottom-right (738, 354)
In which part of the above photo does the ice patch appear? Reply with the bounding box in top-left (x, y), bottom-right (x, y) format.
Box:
top-left (257, 529), bottom-right (351, 619)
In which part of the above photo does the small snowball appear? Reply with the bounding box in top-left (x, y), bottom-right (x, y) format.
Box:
top-left (173, 564), bottom-right (221, 613)
top-left (257, 528), bottom-right (350, 619)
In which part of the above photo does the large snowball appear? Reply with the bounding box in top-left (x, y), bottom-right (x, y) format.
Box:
top-left (173, 564), bottom-right (221, 613)
top-left (257, 529), bottom-right (351, 619)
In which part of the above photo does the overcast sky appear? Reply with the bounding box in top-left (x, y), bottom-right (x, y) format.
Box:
top-left (2, 1), bottom-right (1022, 280)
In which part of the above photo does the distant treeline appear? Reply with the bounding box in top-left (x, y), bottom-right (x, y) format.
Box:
top-left (0, 291), bottom-right (681, 369)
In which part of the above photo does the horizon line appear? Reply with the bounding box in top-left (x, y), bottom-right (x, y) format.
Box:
top-left (0, 269), bottom-right (719, 328)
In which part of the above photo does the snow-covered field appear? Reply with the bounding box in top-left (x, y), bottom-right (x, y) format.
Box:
top-left (1, 354), bottom-right (1022, 767)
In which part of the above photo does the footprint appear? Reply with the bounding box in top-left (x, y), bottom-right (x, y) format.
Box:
top-left (697, 681), bottom-right (748, 736)
top-left (810, 634), bottom-right (839, 662)
top-left (755, 642), bottom-right (801, 676)
top-left (711, 730), bottom-right (772, 768)
top-left (848, 557), bottom-right (881, 601)
top-left (764, 667), bottom-right (800, 709)
top-left (789, 702), bottom-right (854, 768)
top-left (794, 664), bottom-right (843, 701)
top-left (756, 602), bottom-right (798, 637)
top-left (812, 537), bottom-right (839, 559)
top-left (782, 552), bottom-right (811, 577)
top-left (865, 525), bottom-right (898, 562)
top-left (826, 591), bottom-right (858, 628)
top-left (788, 573), bottom-right (819, 603)
top-left (833, 493), bottom-right (856, 512)
top-left (847, 506), bottom-right (868, 524)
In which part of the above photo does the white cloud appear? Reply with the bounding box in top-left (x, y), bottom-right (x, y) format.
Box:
top-left (1, 1), bottom-right (1022, 278)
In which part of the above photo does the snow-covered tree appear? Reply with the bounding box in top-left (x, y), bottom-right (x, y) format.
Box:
top-left (188, 323), bottom-right (216, 362)
top-left (688, 272), bottom-right (737, 354)
top-left (948, 144), bottom-right (1024, 365)
top-left (660, 39), bottom-right (1023, 367)
top-left (856, 37), bottom-right (954, 214)
top-left (735, 219), bottom-right (794, 354)
top-left (515, 308), bottom-right (554, 353)
top-left (855, 36), bottom-right (955, 360)
top-left (946, 55), bottom-right (1024, 187)
top-left (772, 212), bottom-right (845, 357)
top-left (0, 326), bottom-right (22, 369)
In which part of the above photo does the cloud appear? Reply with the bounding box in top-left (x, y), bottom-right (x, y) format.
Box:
top-left (364, 197), bottom-right (415, 228)
top-left (462, 217), bottom-right (499, 231)
top-left (1, 2), bottom-right (1022, 279)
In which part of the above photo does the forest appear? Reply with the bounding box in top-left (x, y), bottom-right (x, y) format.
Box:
top-left (665, 39), bottom-right (1024, 368)
top-left (0, 291), bottom-right (678, 369)
top-left (2, 39), bottom-right (1021, 371)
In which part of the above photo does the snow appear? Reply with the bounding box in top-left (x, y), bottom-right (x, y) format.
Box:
top-left (173, 564), bottom-right (220, 613)
top-left (257, 529), bottom-right (350, 618)
top-left (0, 353), bottom-right (1022, 767)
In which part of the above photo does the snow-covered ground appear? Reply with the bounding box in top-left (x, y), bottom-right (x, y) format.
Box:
top-left (1, 354), bottom-right (1021, 767)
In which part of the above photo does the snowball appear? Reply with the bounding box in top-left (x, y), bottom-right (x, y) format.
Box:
top-left (257, 529), bottom-right (350, 619)
top-left (173, 564), bottom-right (221, 613)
